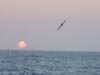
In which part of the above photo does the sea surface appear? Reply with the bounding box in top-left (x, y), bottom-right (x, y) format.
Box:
top-left (0, 50), bottom-right (100, 75)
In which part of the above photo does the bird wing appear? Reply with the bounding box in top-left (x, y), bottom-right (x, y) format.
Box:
top-left (57, 24), bottom-right (62, 31)
top-left (61, 19), bottom-right (67, 25)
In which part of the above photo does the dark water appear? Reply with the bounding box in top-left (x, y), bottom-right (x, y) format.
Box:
top-left (0, 50), bottom-right (100, 75)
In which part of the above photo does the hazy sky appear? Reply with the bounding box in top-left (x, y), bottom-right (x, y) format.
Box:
top-left (0, 0), bottom-right (100, 51)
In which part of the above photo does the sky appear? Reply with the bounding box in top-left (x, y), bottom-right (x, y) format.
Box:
top-left (0, 0), bottom-right (100, 51)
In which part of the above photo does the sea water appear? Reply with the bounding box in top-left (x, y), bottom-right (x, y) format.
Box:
top-left (0, 50), bottom-right (100, 75)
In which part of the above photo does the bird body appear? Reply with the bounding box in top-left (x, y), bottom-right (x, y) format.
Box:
top-left (57, 19), bottom-right (67, 31)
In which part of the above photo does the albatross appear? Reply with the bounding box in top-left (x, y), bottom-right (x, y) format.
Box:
top-left (57, 19), bottom-right (67, 31)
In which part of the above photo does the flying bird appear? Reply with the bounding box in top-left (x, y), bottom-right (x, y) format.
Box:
top-left (57, 19), bottom-right (67, 31)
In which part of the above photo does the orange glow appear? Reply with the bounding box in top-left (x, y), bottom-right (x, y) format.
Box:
top-left (18, 41), bottom-right (26, 48)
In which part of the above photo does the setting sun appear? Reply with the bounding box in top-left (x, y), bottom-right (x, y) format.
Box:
top-left (18, 41), bottom-right (27, 49)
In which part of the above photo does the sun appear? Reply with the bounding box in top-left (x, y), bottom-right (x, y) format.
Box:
top-left (18, 41), bottom-right (27, 49)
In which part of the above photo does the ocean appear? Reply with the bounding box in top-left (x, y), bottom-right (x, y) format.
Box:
top-left (0, 50), bottom-right (100, 75)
